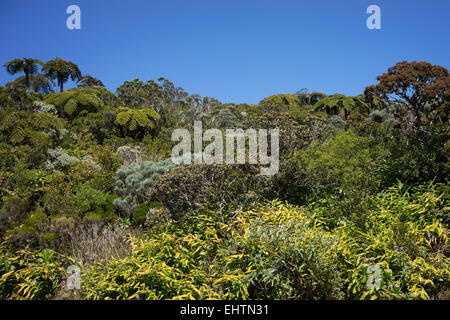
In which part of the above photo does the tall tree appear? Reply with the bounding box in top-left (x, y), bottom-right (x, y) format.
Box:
top-left (15, 74), bottom-right (55, 94)
top-left (364, 61), bottom-right (449, 126)
top-left (296, 89), bottom-right (327, 105)
top-left (78, 75), bottom-right (104, 87)
top-left (116, 77), bottom-right (188, 114)
top-left (42, 58), bottom-right (82, 92)
top-left (3, 58), bottom-right (44, 91)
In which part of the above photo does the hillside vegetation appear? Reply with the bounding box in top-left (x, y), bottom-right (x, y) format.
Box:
top-left (0, 59), bottom-right (448, 300)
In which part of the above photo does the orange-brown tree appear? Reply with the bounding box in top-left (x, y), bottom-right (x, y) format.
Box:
top-left (364, 61), bottom-right (449, 126)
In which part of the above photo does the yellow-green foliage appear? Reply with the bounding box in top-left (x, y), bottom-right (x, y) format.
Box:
top-left (230, 201), bottom-right (344, 299)
top-left (0, 111), bottom-right (64, 147)
top-left (295, 129), bottom-right (387, 199)
top-left (339, 182), bottom-right (449, 299)
top-left (81, 219), bottom-right (248, 300)
top-left (0, 244), bottom-right (72, 299)
top-left (80, 183), bottom-right (449, 300)
top-left (115, 107), bottom-right (160, 133)
top-left (44, 89), bottom-right (104, 116)
top-left (0, 183), bottom-right (448, 300)
top-left (259, 94), bottom-right (300, 109)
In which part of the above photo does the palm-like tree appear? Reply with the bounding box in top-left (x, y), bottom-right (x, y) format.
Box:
top-left (78, 75), bottom-right (104, 87)
top-left (3, 58), bottom-right (44, 91)
top-left (15, 74), bottom-right (55, 94)
top-left (295, 89), bottom-right (327, 105)
top-left (42, 58), bottom-right (82, 92)
top-left (314, 94), bottom-right (373, 119)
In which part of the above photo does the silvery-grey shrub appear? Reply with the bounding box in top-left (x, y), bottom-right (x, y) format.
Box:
top-left (112, 153), bottom-right (196, 217)
top-left (33, 100), bottom-right (58, 115)
top-left (113, 158), bottom-right (177, 217)
top-left (45, 148), bottom-right (100, 171)
top-left (326, 115), bottom-right (346, 130)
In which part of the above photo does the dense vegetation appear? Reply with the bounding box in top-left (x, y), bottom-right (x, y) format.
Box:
top-left (0, 58), bottom-right (448, 300)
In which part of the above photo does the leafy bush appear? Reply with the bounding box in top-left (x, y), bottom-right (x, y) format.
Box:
top-left (114, 106), bottom-right (160, 138)
top-left (45, 148), bottom-right (101, 172)
top-left (0, 111), bottom-right (65, 148)
top-left (0, 245), bottom-right (72, 299)
top-left (4, 211), bottom-right (50, 249)
top-left (32, 100), bottom-right (58, 115)
top-left (1, 184), bottom-right (448, 300)
top-left (113, 158), bottom-right (177, 218)
top-left (148, 164), bottom-right (274, 220)
top-left (44, 88), bottom-right (105, 117)
top-left (231, 201), bottom-right (345, 299)
top-left (337, 182), bottom-right (449, 299)
top-left (294, 129), bottom-right (387, 211)
top-left (116, 145), bottom-right (142, 165)
top-left (259, 94), bottom-right (301, 111)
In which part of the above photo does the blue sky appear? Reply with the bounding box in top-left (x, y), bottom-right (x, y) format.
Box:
top-left (0, 0), bottom-right (449, 104)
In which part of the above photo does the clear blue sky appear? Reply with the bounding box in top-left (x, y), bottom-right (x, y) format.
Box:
top-left (0, 0), bottom-right (449, 104)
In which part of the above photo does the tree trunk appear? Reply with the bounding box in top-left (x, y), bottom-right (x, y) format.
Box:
top-left (25, 72), bottom-right (30, 92)
top-left (59, 74), bottom-right (64, 92)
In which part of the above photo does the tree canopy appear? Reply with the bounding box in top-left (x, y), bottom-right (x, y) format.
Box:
top-left (365, 61), bottom-right (449, 126)
top-left (42, 58), bottom-right (82, 92)
top-left (3, 58), bottom-right (44, 91)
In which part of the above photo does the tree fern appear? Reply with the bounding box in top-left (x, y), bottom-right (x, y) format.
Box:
top-left (0, 111), bottom-right (64, 147)
top-left (314, 94), bottom-right (373, 119)
top-left (44, 88), bottom-right (104, 117)
top-left (114, 107), bottom-right (160, 137)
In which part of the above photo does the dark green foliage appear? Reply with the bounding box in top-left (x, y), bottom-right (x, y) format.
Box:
top-left (0, 110), bottom-right (65, 148)
top-left (44, 88), bottom-right (105, 117)
top-left (132, 203), bottom-right (149, 225)
top-left (149, 164), bottom-right (274, 220)
top-left (42, 58), bottom-right (82, 92)
top-left (292, 130), bottom-right (388, 214)
top-left (3, 58), bottom-right (44, 91)
top-left (259, 94), bottom-right (301, 111)
top-left (314, 94), bottom-right (374, 119)
top-left (381, 125), bottom-right (448, 185)
top-left (5, 211), bottom-right (50, 249)
top-left (0, 58), bottom-right (449, 300)
top-left (0, 82), bottom-right (43, 111)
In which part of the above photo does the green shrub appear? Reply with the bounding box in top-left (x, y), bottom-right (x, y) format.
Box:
top-left (149, 164), bottom-right (273, 220)
top-left (294, 129), bottom-right (387, 212)
top-left (132, 203), bottom-right (149, 226)
top-left (232, 201), bottom-right (345, 299)
top-left (44, 88), bottom-right (105, 117)
top-left (259, 94), bottom-right (301, 111)
top-left (0, 111), bottom-right (65, 148)
top-left (113, 158), bottom-right (178, 217)
top-left (337, 182), bottom-right (449, 299)
top-left (0, 245), bottom-right (72, 299)
top-left (114, 106), bottom-right (160, 138)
